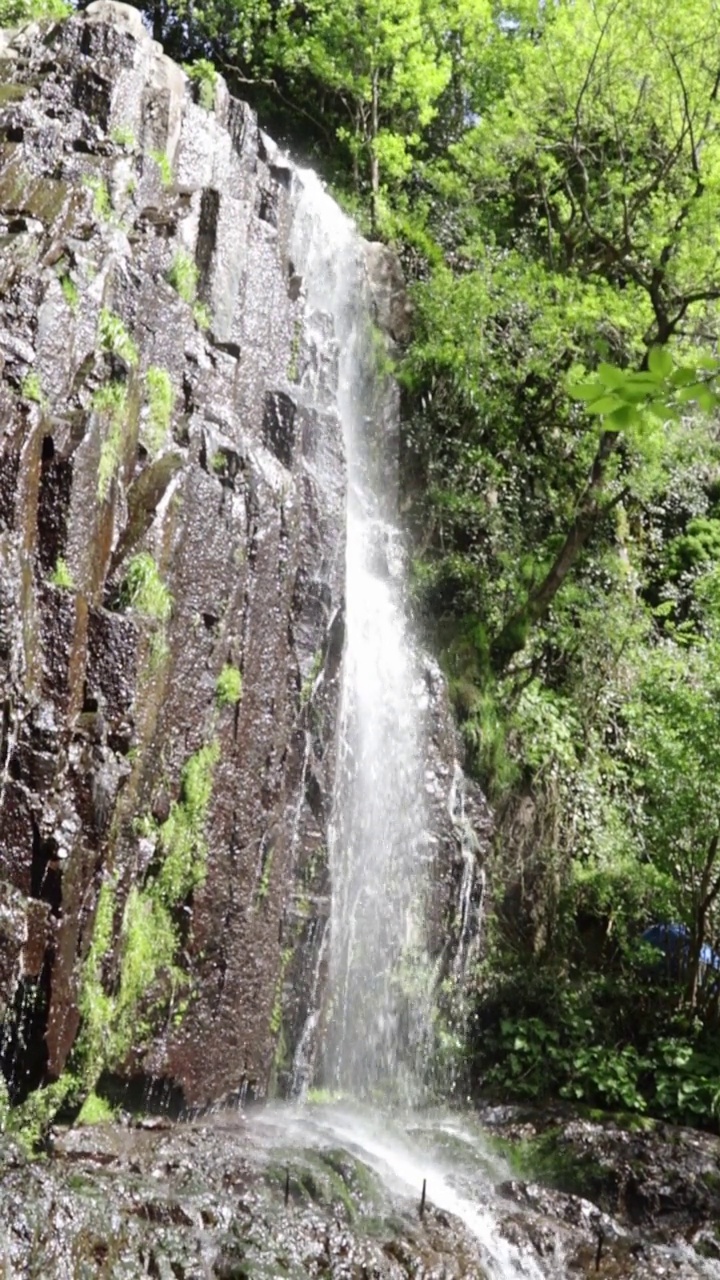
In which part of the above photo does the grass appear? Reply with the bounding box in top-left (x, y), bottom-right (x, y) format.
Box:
top-left (121, 551), bottom-right (173, 622)
top-left (93, 381), bottom-right (128, 501)
top-left (60, 274), bottom-right (79, 311)
top-left (83, 174), bottom-right (111, 221)
top-left (149, 148), bottom-right (172, 187)
top-left (193, 301), bottom-right (211, 330)
top-left (143, 366), bottom-right (174, 454)
top-left (216, 663), bottom-right (243, 707)
top-left (98, 309), bottom-right (138, 367)
top-left (167, 250), bottom-right (198, 304)
top-left (50, 557), bottom-right (74, 589)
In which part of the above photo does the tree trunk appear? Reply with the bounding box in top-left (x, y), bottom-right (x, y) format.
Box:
top-left (490, 430), bottom-right (619, 670)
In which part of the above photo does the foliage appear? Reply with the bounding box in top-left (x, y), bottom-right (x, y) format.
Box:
top-left (184, 57), bottom-right (217, 111)
top-left (216, 663), bottom-right (243, 707)
top-left (0, 0), bottom-right (67, 21)
top-left (20, 371), bottom-right (44, 405)
top-left (121, 551), bottom-right (173, 622)
top-left (50, 557), bottom-right (74, 590)
top-left (150, 148), bottom-right (173, 187)
top-left (143, 365), bottom-right (174, 454)
top-left (60, 274), bottom-right (79, 311)
top-left (154, 740), bottom-right (220, 904)
top-left (82, 174), bottom-right (111, 221)
top-left (110, 124), bottom-right (136, 149)
top-left (167, 250), bottom-right (198, 304)
top-left (76, 1092), bottom-right (116, 1124)
top-left (93, 381), bottom-right (129, 501)
top-left (98, 309), bottom-right (138, 367)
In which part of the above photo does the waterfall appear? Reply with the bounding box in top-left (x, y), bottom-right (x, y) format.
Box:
top-left (290, 174), bottom-right (435, 1101)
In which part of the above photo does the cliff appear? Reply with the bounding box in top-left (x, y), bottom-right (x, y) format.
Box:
top-left (0, 1), bottom-right (489, 1114)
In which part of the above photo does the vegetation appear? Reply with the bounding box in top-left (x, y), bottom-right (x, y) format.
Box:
top-left (0, 0), bottom-right (67, 21)
top-left (167, 250), bottom-right (199, 304)
top-left (149, 148), bottom-right (173, 187)
top-left (60, 274), bottom-right (79, 311)
top-left (50, 557), bottom-right (74, 589)
top-left (215, 663), bottom-right (242, 707)
top-left (184, 57), bottom-right (217, 110)
top-left (20, 371), bottom-right (43, 404)
top-left (93, 381), bottom-right (129, 500)
top-left (143, 365), bottom-right (174, 453)
top-left (82, 174), bottom-right (112, 221)
top-left (98, 309), bottom-right (138, 368)
top-left (121, 551), bottom-right (173, 622)
top-left (13, 0), bottom-right (720, 1133)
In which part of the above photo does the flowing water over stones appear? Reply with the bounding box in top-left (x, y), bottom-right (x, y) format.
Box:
top-left (289, 172), bottom-right (436, 1102)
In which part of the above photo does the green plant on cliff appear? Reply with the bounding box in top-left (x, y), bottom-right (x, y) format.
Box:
top-left (215, 663), bottom-right (242, 707)
top-left (99, 309), bottom-right (139, 368)
top-left (50, 557), bottom-right (74, 590)
top-left (21, 371), bottom-right (44, 404)
top-left (150, 148), bottom-right (173, 187)
top-left (60, 274), bottom-right (79, 312)
top-left (82, 174), bottom-right (112, 221)
top-left (184, 57), bottom-right (217, 111)
top-left (93, 381), bottom-right (129, 501)
top-left (143, 365), bottom-right (174, 454)
top-left (167, 250), bottom-right (199, 305)
top-left (121, 551), bottom-right (173, 622)
top-left (0, 0), bottom-right (68, 19)
top-left (155, 740), bottom-right (220, 904)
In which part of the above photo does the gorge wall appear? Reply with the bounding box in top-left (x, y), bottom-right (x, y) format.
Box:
top-left (0, 2), bottom-right (489, 1112)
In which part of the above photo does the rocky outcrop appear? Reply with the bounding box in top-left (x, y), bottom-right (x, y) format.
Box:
top-left (0, 2), bottom-right (490, 1115)
top-left (0, 3), bottom-right (345, 1107)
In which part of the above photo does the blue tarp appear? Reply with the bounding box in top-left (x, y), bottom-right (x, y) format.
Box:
top-left (642, 923), bottom-right (720, 977)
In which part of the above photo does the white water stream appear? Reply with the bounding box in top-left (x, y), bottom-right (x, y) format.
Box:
top-left (286, 173), bottom-right (551, 1280)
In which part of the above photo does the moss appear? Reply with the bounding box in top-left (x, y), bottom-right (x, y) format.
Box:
top-left (494, 1127), bottom-right (613, 1205)
top-left (155, 740), bottom-right (220, 904)
top-left (256, 849), bottom-right (273, 904)
top-left (76, 1092), bottom-right (116, 1124)
top-left (269, 947), bottom-right (293, 1036)
top-left (216, 664), bottom-right (242, 708)
top-left (110, 125), bottom-right (135, 149)
top-left (287, 318), bottom-right (303, 382)
top-left (143, 366), bottom-right (174, 454)
top-left (21, 371), bottom-right (44, 405)
top-left (50, 557), bottom-right (74, 590)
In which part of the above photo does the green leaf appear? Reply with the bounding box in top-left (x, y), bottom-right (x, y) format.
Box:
top-left (584, 394), bottom-right (624, 415)
top-left (567, 380), bottom-right (606, 402)
top-left (648, 346), bottom-right (673, 379)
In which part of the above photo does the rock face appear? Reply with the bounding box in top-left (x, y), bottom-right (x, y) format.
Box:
top-left (0, 2), bottom-right (346, 1107)
top-left (0, 3), bottom-right (490, 1112)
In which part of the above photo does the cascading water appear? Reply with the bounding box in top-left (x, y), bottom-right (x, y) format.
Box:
top-left (287, 173), bottom-right (552, 1280)
top-left (290, 173), bottom-right (434, 1101)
